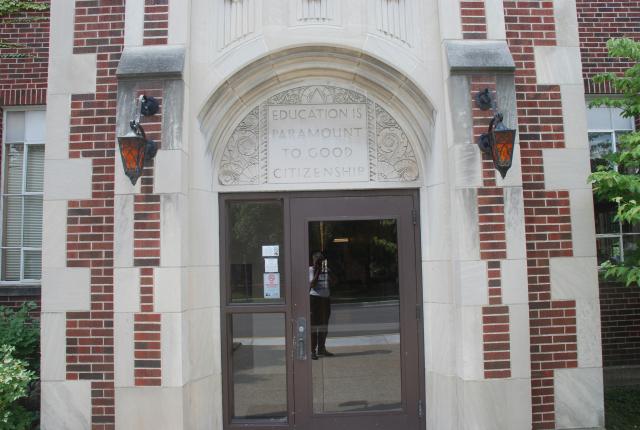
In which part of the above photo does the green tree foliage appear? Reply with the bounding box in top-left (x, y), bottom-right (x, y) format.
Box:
top-left (589, 38), bottom-right (640, 286)
top-left (0, 303), bottom-right (40, 371)
top-left (0, 0), bottom-right (48, 16)
top-left (0, 346), bottom-right (35, 430)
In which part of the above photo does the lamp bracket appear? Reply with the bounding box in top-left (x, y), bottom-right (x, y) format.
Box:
top-left (478, 134), bottom-right (491, 154)
top-left (475, 88), bottom-right (494, 111)
top-left (140, 95), bottom-right (159, 117)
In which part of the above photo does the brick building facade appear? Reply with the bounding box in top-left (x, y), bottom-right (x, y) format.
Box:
top-left (0, 0), bottom-right (638, 429)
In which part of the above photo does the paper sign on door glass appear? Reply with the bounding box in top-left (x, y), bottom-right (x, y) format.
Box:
top-left (262, 245), bottom-right (280, 257)
top-left (264, 258), bottom-right (278, 273)
top-left (263, 273), bottom-right (280, 299)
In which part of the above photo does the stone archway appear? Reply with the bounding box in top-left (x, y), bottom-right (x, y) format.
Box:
top-left (197, 45), bottom-right (436, 190)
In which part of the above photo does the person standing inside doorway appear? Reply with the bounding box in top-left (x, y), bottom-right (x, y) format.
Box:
top-left (309, 251), bottom-right (334, 360)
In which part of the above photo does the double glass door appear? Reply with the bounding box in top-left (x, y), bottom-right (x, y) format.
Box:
top-left (221, 192), bottom-right (423, 430)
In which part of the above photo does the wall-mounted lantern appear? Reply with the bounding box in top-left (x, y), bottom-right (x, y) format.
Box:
top-left (117, 95), bottom-right (159, 185)
top-left (475, 89), bottom-right (517, 179)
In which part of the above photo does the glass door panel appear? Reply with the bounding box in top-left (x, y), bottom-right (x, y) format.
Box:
top-left (231, 313), bottom-right (288, 420)
top-left (291, 194), bottom-right (421, 430)
top-left (227, 200), bottom-right (285, 304)
top-left (308, 220), bottom-right (401, 413)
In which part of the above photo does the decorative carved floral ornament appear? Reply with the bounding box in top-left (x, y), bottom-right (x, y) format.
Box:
top-left (218, 85), bottom-right (420, 186)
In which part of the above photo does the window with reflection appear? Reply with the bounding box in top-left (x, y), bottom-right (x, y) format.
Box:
top-left (308, 219), bottom-right (401, 413)
top-left (587, 106), bottom-right (639, 265)
top-left (226, 200), bottom-right (285, 303)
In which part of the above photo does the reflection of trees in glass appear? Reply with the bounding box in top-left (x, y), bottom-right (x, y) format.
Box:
top-left (310, 220), bottom-right (399, 302)
top-left (228, 201), bottom-right (283, 301)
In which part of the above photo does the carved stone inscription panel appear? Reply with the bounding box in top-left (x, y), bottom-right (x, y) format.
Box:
top-left (218, 85), bottom-right (419, 186)
top-left (268, 104), bottom-right (368, 183)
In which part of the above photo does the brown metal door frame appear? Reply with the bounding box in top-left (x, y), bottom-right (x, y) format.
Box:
top-left (219, 190), bottom-right (425, 430)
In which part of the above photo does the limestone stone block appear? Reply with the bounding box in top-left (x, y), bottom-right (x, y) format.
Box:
top-left (510, 304), bottom-right (531, 379)
top-left (114, 313), bottom-right (134, 388)
top-left (452, 144), bottom-right (482, 188)
top-left (426, 372), bottom-right (458, 430)
top-left (124, 0), bottom-right (144, 46)
top-left (115, 387), bottom-right (184, 429)
top-left (41, 313), bottom-right (66, 381)
top-left (550, 257), bottom-right (599, 300)
top-left (485, 0), bottom-right (507, 40)
top-left (555, 368), bottom-right (605, 429)
top-left (425, 303), bottom-right (456, 375)
top-left (161, 193), bottom-right (188, 267)
top-left (186, 307), bottom-right (217, 381)
top-left (44, 94), bottom-right (71, 160)
top-left (437, 0), bottom-right (462, 40)
top-left (554, 0), bottom-right (580, 47)
top-left (184, 374), bottom-right (223, 430)
top-left (168, 0), bottom-right (189, 44)
top-left (570, 188), bottom-right (598, 258)
top-left (42, 267), bottom-right (91, 312)
top-left (458, 306), bottom-right (483, 381)
top-left (504, 187), bottom-right (526, 260)
top-left (49, 54), bottom-right (97, 95)
top-left (41, 381), bottom-right (91, 430)
top-left (455, 260), bottom-right (488, 306)
top-left (189, 189), bottom-right (219, 267)
top-left (154, 150), bottom-right (188, 195)
top-left (561, 85), bottom-right (589, 150)
top-left (461, 379), bottom-right (532, 429)
top-left (447, 75), bottom-right (472, 146)
top-left (41, 200), bottom-right (68, 269)
top-left (188, 265), bottom-right (218, 310)
top-left (543, 149), bottom-right (591, 190)
top-left (44, 158), bottom-right (92, 200)
top-left (114, 267), bottom-right (140, 313)
top-left (162, 312), bottom-right (185, 387)
top-left (114, 194), bottom-right (134, 268)
top-left (155, 267), bottom-right (186, 312)
top-left (534, 46), bottom-right (582, 85)
top-left (453, 188), bottom-right (479, 261)
top-left (577, 299), bottom-right (603, 368)
top-left (501, 258), bottom-right (528, 305)
top-left (423, 260), bottom-right (453, 304)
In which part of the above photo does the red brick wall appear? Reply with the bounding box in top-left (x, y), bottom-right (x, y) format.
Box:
top-left (143, 0), bottom-right (169, 45)
top-left (0, 0), bottom-right (49, 106)
top-left (460, 1), bottom-right (488, 39)
top-left (599, 282), bottom-right (640, 367)
top-left (503, 2), bottom-right (578, 429)
top-left (576, 1), bottom-right (640, 94)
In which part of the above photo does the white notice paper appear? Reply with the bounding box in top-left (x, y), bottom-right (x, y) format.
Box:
top-left (264, 258), bottom-right (278, 273)
top-left (263, 273), bottom-right (281, 299)
top-left (262, 245), bottom-right (280, 257)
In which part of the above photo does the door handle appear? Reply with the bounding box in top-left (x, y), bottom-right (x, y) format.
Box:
top-left (295, 317), bottom-right (307, 360)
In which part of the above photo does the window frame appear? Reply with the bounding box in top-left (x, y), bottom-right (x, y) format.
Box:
top-left (586, 102), bottom-right (638, 264)
top-left (0, 105), bottom-right (46, 286)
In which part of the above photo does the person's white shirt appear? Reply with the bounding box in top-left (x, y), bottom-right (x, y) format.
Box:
top-left (309, 265), bottom-right (330, 297)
